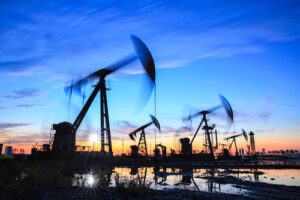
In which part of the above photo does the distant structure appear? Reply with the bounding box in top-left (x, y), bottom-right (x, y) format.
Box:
top-left (249, 131), bottom-right (256, 155)
top-left (224, 129), bottom-right (248, 157)
top-left (156, 144), bottom-right (167, 158)
top-left (182, 95), bottom-right (234, 158)
top-left (52, 122), bottom-right (75, 152)
top-left (0, 144), bottom-right (3, 155)
top-left (180, 138), bottom-right (192, 155)
top-left (130, 145), bottom-right (139, 157)
top-left (128, 115), bottom-right (161, 157)
top-left (4, 146), bottom-right (12, 155)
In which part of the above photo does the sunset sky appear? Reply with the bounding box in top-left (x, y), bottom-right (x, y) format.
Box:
top-left (0, 0), bottom-right (300, 154)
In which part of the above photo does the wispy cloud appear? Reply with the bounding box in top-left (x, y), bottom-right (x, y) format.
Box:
top-left (0, 58), bottom-right (44, 75)
top-left (0, 0), bottom-right (299, 77)
top-left (158, 59), bottom-right (191, 69)
top-left (15, 104), bottom-right (40, 108)
top-left (235, 110), bottom-right (272, 123)
top-left (0, 131), bottom-right (49, 145)
top-left (0, 103), bottom-right (53, 111)
top-left (4, 88), bottom-right (44, 99)
top-left (0, 123), bottom-right (32, 130)
top-left (255, 128), bottom-right (276, 134)
top-left (112, 120), bottom-right (137, 135)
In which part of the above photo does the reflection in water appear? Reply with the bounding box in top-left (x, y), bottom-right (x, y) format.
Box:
top-left (206, 169), bottom-right (220, 192)
top-left (253, 169), bottom-right (259, 181)
top-left (154, 167), bottom-right (167, 185)
top-left (72, 167), bottom-right (300, 195)
top-left (87, 174), bottom-right (95, 187)
top-left (73, 168), bottom-right (113, 188)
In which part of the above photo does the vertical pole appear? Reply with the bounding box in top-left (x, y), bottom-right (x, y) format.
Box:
top-left (122, 139), bottom-right (124, 155)
top-left (215, 130), bottom-right (218, 150)
top-left (154, 83), bottom-right (157, 152)
top-left (204, 115), bottom-right (214, 158)
top-left (103, 83), bottom-right (113, 156)
top-left (100, 77), bottom-right (113, 156)
top-left (234, 138), bottom-right (238, 157)
top-left (100, 78), bottom-right (105, 153)
top-left (144, 130), bottom-right (148, 157)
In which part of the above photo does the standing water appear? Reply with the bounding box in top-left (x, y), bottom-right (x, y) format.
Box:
top-left (72, 167), bottom-right (300, 196)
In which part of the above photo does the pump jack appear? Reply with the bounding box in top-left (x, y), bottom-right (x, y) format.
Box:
top-left (203, 124), bottom-right (218, 153)
top-left (183, 95), bottom-right (234, 158)
top-left (156, 144), bottom-right (167, 158)
top-left (129, 115), bottom-right (160, 157)
top-left (224, 129), bottom-right (248, 157)
top-left (52, 35), bottom-right (156, 156)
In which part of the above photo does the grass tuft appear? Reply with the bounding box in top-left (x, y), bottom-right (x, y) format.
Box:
top-left (115, 173), bottom-right (151, 195)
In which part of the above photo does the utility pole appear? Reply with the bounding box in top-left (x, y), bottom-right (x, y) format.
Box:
top-left (122, 139), bottom-right (124, 155)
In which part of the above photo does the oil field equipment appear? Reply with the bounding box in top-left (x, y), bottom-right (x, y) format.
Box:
top-left (249, 131), bottom-right (256, 155)
top-left (53, 35), bottom-right (156, 156)
top-left (4, 146), bottom-right (12, 155)
top-left (180, 137), bottom-right (192, 155)
top-left (156, 144), bottom-right (167, 158)
top-left (224, 129), bottom-right (248, 156)
top-left (182, 95), bottom-right (234, 158)
top-left (129, 115), bottom-right (161, 157)
top-left (218, 143), bottom-right (229, 157)
top-left (202, 124), bottom-right (218, 153)
top-left (218, 143), bottom-right (227, 150)
top-left (154, 148), bottom-right (160, 158)
top-left (52, 122), bottom-right (75, 152)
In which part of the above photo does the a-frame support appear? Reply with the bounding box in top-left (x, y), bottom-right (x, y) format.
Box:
top-left (190, 113), bottom-right (214, 158)
top-left (100, 77), bottom-right (113, 156)
top-left (72, 76), bottom-right (113, 156)
top-left (137, 130), bottom-right (148, 156)
top-left (229, 137), bottom-right (239, 157)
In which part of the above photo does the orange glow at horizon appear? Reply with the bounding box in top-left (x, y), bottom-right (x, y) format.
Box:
top-left (2, 134), bottom-right (299, 155)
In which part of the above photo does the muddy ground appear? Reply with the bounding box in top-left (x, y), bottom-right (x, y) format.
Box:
top-left (1, 182), bottom-right (299, 200)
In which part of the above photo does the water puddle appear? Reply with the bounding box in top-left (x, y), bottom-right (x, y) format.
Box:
top-left (72, 167), bottom-right (300, 195)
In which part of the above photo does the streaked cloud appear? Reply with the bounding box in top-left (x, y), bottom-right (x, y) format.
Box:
top-left (0, 58), bottom-right (44, 75)
top-left (4, 88), bottom-right (43, 99)
top-left (0, 122), bottom-right (32, 130)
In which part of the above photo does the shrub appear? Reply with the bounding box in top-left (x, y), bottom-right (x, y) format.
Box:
top-left (115, 173), bottom-right (151, 195)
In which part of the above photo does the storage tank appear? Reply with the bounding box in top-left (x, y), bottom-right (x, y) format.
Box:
top-left (52, 122), bottom-right (75, 152)
top-left (154, 148), bottom-right (160, 158)
top-left (4, 146), bottom-right (12, 155)
top-left (180, 138), bottom-right (192, 155)
top-left (130, 145), bottom-right (138, 157)
top-left (249, 131), bottom-right (256, 155)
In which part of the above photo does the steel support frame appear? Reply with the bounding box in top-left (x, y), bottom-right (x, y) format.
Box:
top-left (190, 114), bottom-right (214, 158)
top-left (137, 130), bottom-right (148, 156)
top-left (100, 77), bottom-right (113, 156)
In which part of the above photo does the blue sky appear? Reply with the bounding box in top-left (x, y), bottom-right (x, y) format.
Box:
top-left (0, 0), bottom-right (300, 152)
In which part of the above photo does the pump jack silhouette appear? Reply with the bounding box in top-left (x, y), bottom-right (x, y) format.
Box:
top-left (53, 35), bottom-right (156, 156)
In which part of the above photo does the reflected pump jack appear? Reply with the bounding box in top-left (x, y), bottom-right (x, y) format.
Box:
top-left (52, 35), bottom-right (156, 156)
